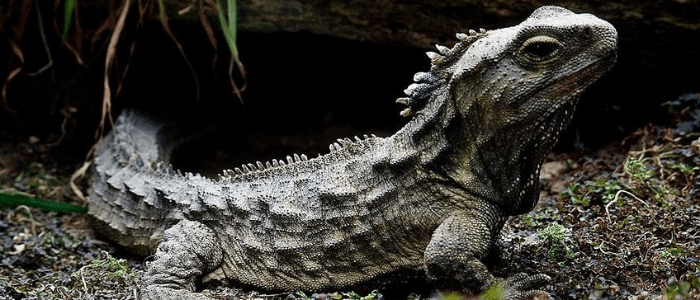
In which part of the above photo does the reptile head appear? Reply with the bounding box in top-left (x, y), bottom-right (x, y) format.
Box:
top-left (457, 6), bottom-right (617, 214)
top-left (451, 6), bottom-right (617, 113)
top-left (401, 6), bottom-right (617, 215)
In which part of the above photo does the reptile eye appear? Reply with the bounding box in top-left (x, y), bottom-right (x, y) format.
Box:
top-left (525, 42), bottom-right (557, 58)
top-left (520, 36), bottom-right (562, 61)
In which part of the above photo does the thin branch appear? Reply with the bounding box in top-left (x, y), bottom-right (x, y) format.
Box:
top-left (47, 106), bottom-right (77, 148)
top-left (71, 0), bottom-right (130, 201)
top-left (198, 1), bottom-right (218, 70)
top-left (2, 38), bottom-right (23, 113)
top-left (605, 189), bottom-right (649, 223)
top-left (14, 205), bottom-right (38, 236)
top-left (98, 0), bottom-right (132, 140)
top-left (91, 0), bottom-right (118, 52)
top-left (69, 150), bottom-right (93, 202)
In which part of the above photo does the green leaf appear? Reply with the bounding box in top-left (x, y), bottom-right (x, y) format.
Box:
top-left (217, 0), bottom-right (239, 58)
top-left (62, 0), bottom-right (76, 42)
top-left (0, 192), bottom-right (86, 213)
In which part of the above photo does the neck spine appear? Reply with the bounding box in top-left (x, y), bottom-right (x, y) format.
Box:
top-left (388, 31), bottom-right (488, 171)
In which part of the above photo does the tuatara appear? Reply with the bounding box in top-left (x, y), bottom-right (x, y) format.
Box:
top-left (88, 6), bottom-right (617, 299)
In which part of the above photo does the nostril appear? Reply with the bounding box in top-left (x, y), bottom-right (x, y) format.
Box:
top-left (583, 25), bottom-right (593, 38)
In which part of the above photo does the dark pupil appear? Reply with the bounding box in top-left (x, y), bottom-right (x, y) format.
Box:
top-left (525, 42), bottom-right (557, 58)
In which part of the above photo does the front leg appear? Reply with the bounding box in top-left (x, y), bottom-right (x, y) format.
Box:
top-left (424, 209), bottom-right (549, 299)
top-left (140, 219), bottom-right (223, 300)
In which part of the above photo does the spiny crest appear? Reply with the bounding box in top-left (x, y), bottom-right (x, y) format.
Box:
top-left (430, 28), bottom-right (488, 68)
top-left (396, 28), bottom-right (488, 117)
top-left (219, 154), bottom-right (309, 179)
top-left (328, 134), bottom-right (375, 152)
top-left (218, 134), bottom-right (376, 180)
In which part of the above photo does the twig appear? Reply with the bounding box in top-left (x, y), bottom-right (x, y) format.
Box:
top-left (177, 2), bottom-right (194, 15)
top-left (78, 265), bottom-right (90, 293)
top-left (14, 205), bottom-right (38, 236)
top-left (71, 0), bottom-right (132, 204)
top-left (2, 38), bottom-right (24, 113)
top-left (92, 0), bottom-right (119, 49)
top-left (644, 241), bottom-right (663, 261)
top-left (99, 0), bottom-right (132, 140)
top-left (605, 190), bottom-right (649, 223)
top-left (199, 2), bottom-right (219, 70)
top-left (47, 107), bottom-right (77, 148)
top-left (258, 292), bottom-right (293, 298)
top-left (594, 240), bottom-right (613, 255)
top-left (70, 147), bottom-right (95, 202)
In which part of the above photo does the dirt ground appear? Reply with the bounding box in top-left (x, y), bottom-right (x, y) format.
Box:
top-left (0, 94), bottom-right (699, 299)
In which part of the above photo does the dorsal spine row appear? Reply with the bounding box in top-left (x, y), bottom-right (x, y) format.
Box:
top-left (396, 29), bottom-right (489, 117)
top-left (219, 134), bottom-right (378, 179)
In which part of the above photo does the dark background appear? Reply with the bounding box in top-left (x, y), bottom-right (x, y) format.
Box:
top-left (1, 0), bottom-right (699, 174)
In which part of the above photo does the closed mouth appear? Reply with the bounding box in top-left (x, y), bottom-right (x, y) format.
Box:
top-left (542, 53), bottom-right (616, 98)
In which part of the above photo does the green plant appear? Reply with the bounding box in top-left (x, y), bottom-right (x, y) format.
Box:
top-left (652, 185), bottom-right (675, 205)
top-left (15, 162), bottom-right (60, 190)
top-left (617, 215), bottom-right (636, 229)
top-left (72, 251), bottom-right (136, 282)
top-left (624, 156), bottom-right (677, 205)
top-left (562, 179), bottom-right (623, 206)
top-left (625, 157), bottom-right (654, 183)
top-left (661, 246), bottom-right (687, 259)
top-left (0, 192), bottom-right (86, 213)
top-left (668, 163), bottom-right (697, 174)
top-left (62, 0), bottom-right (76, 42)
top-left (540, 223), bottom-right (566, 244)
top-left (522, 215), bottom-right (538, 228)
top-left (481, 284), bottom-right (505, 300)
top-left (539, 223), bottom-right (574, 263)
top-left (564, 183), bottom-right (589, 206)
top-left (92, 255), bottom-right (133, 280)
top-left (342, 290), bottom-right (379, 300)
top-left (662, 273), bottom-right (700, 299)
top-left (216, 0), bottom-right (247, 100)
top-left (217, 0), bottom-right (238, 59)
top-left (596, 179), bottom-right (623, 203)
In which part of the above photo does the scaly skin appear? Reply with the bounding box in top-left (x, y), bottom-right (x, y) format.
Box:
top-left (88, 6), bottom-right (617, 299)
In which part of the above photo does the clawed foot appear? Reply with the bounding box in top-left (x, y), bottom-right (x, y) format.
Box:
top-left (488, 273), bottom-right (550, 300)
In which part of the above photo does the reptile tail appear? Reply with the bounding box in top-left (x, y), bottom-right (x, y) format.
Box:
top-left (88, 110), bottom-right (183, 256)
